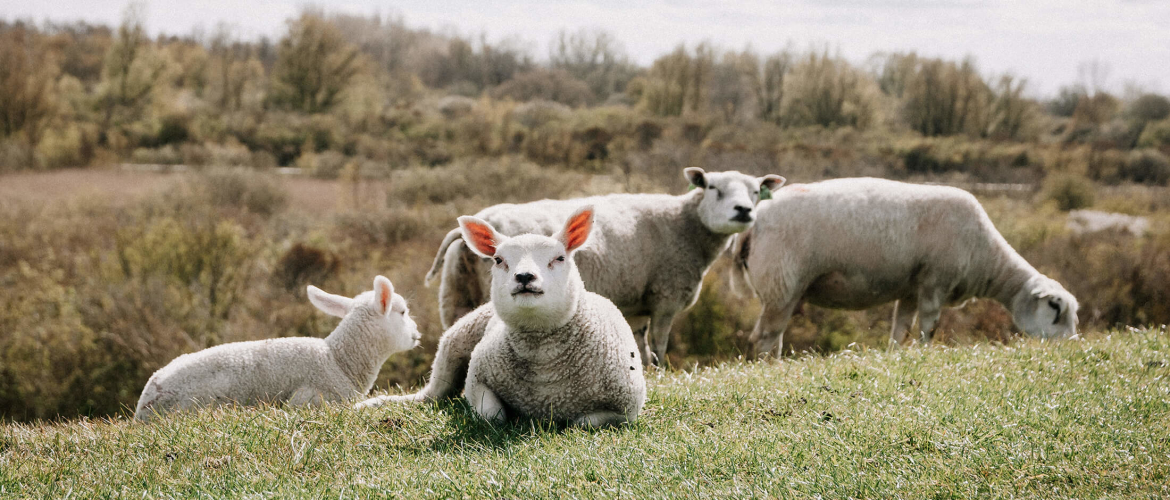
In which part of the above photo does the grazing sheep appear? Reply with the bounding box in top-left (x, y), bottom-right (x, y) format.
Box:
top-left (728, 178), bottom-right (1079, 356)
top-left (426, 167), bottom-right (786, 364)
top-left (358, 206), bottom-right (646, 428)
top-left (134, 276), bottom-right (420, 421)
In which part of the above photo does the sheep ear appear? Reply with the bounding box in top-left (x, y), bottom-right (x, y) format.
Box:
top-left (555, 205), bottom-right (594, 254)
top-left (373, 275), bottom-right (394, 315)
top-left (684, 167), bottom-right (707, 189)
top-left (307, 285), bottom-right (352, 318)
top-left (458, 216), bottom-right (506, 258)
top-left (759, 174), bottom-right (786, 191)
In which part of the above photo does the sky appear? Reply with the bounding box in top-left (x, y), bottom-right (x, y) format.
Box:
top-left (3, 0), bottom-right (1168, 97)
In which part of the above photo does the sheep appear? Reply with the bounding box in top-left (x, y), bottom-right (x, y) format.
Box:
top-left (133, 276), bottom-right (420, 421)
top-left (357, 206), bottom-right (646, 428)
top-left (425, 167), bottom-right (786, 364)
top-left (727, 177), bottom-right (1079, 356)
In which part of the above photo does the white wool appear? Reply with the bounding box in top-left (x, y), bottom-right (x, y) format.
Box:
top-left (425, 167), bottom-right (784, 364)
top-left (729, 177), bottom-right (1079, 356)
top-left (133, 276), bottom-right (420, 421)
top-left (357, 207), bottom-right (646, 428)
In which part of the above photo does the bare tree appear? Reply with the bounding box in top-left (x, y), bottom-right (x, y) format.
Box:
top-left (549, 28), bottom-right (637, 101)
top-left (268, 12), bottom-right (363, 113)
top-left (0, 25), bottom-right (57, 145)
top-left (97, 4), bottom-right (166, 143)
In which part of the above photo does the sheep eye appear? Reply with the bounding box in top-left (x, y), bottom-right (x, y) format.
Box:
top-left (556, 256), bottom-right (566, 262)
top-left (493, 257), bottom-right (503, 266)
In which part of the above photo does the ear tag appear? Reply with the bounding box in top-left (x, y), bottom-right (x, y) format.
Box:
top-left (688, 183), bottom-right (697, 191)
top-left (760, 185), bottom-right (773, 200)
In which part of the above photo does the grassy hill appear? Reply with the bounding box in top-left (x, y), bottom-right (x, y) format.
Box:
top-left (2, 329), bottom-right (1168, 498)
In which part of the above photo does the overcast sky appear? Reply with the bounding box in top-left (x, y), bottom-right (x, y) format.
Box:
top-left (4, 0), bottom-right (1168, 97)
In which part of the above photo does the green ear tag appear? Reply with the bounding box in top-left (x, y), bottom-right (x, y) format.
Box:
top-left (687, 183), bottom-right (697, 191)
top-left (760, 185), bottom-right (773, 200)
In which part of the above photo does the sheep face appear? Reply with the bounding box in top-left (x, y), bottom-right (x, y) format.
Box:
top-left (307, 276), bottom-right (421, 353)
top-left (1009, 275), bottom-right (1079, 339)
top-left (460, 206), bottom-right (595, 330)
top-left (685, 168), bottom-right (786, 234)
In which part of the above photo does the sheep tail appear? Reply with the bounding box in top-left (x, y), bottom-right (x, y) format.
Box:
top-left (726, 230), bottom-right (757, 299)
top-left (425, 227), bottom-right (464, 286)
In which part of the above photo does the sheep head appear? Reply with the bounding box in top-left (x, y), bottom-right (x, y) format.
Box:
top-left (307, 275), bottom-right (421, 353)
top-left (686, 167), bottom-right (785, 234)
top-left (459, 205), bottom-right (594, 331)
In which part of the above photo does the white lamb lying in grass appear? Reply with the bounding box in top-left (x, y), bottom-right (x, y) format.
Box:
top-left (134, 276), bottom-right (420, 421)
top-left (728, 178), bottom-right (1079, 356)
top-left (357, 206), bottom-right (646, 428)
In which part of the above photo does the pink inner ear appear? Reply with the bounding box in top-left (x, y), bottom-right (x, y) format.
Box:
top-left (564, 210), bottom-right (593, 252)
top-left (464, 222), bottom-right (498, 256)
top-left (379, 283), bottom-right (391, 312)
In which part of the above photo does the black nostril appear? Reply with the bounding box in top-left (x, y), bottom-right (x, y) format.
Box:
top-left (735, 205), bottom-right (751, 214)
top-left (515, 272), bottom-right (535, 285)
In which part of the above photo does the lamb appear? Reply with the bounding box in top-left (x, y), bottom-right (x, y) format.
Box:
top-left (134, 276), bottom-right (420, 421)
top-left (426, 167), bottom-right (786, 364)
top-left (357, 206), bottom-right (646, 428)
top-left (727, 177), bottom-right (1079, 356)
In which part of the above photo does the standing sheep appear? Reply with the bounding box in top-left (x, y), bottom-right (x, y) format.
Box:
top-left (358, 206), bottom-right (646, 428)
top-left (134, 276), bottom-right (420, 421)
top-left (427, 167), bottom-right (786, 364)
top-left (728, 178), bottom-right (1079, 356)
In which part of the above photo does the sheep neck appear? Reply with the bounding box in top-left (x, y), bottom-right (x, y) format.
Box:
top-left (679, 190), bottom-right (737, 268)
top-left (505, 295), bottom-right (590, 361)
top-left (982, 243), bottom-right (1038, 309)
top-left (326, 309), bottom-right (389, 393)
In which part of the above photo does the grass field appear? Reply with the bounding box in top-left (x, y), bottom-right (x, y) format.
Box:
top-left (2, 328), bottom-right (1167, 498)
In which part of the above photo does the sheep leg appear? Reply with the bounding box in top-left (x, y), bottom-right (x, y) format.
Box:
top-left (571, 411), bottom-right (630, 429)
top-left (751, 299), bottom-right (799, 359)
top-left (465, 377), bottom-right (507, 424)
top-left (627, 316), bottom-right (651, 365)
top-left (916, 289), bottom-right (943, 343)
top-left (889, 298), bottom-right (918, 347)
top-left (644, 310), bottom-right (679, 366)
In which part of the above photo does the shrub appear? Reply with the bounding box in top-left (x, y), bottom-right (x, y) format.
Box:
top-left (1041, 173), bottom-right (1096, 211)
top-left (188, 168), bottom-right (289, 216)
top-left (1136, 119), bottom-right (1170, 149)
top-left (781, 49), bottom-right (876, 129)
top-left (491, 69), bottom-right (594, 107)
top-left (271, 243), bottom-right (340, 291)
top-left (1120, 149), bottom-right (1170, 186)
top-left (437, 95), bottom-right (476, 119)
top-left (511, 100), bottom-right (571, 128)
top-left (388, 158), bottom-right (586, 207)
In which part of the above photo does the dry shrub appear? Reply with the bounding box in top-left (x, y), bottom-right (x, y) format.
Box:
top-left (388, 157), bottom-right (587, 207)
top-left (188, 168), bottom-right (289, 216)
top-left (1120, 149), bottom-right (1170, 186)
top-left (491, 69), bottom-right (594, 107)
top-left (272, 243), bottom-right (340, 291)
top-left (1041, 174), bottom-right (1096, 211)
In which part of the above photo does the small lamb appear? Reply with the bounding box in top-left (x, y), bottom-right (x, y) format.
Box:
top-left (357, 206), bottom-right (646, 428)
top-left (728, 178), bottom-right (1079, 356)
top-left (134, 276), bottom-right (420, 421)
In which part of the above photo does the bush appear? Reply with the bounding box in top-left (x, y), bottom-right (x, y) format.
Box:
top-left (437, 96), bottom-right (476, 119)
top-left (1137, 119), bottom-right (1170, 149)
top-left (781, 50), bottom-right (877, 129)
top-left (1041, 173), bottom-right (1096, 211)
top-left (271, 243), bottom-right (340, 291)
top-left (511, 100), bottom-right (571, 128)
top-left (491, 69), bottom-right (594, 107)
top-left (187, 168), bottom-right (289, 216)
top-left (1120, 149), bottom-right (1170, 186)
top-left (388, 158), bottom-right (586, 207)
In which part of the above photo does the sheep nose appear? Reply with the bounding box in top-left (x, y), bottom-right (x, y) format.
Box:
top-left (734, 205), bottom-right (752, 215)
top-left (515, 272), bottom-right (536, 285)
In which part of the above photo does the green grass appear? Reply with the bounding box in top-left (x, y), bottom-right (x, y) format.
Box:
top-left (3, 329), bottom-right (1168, 498)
